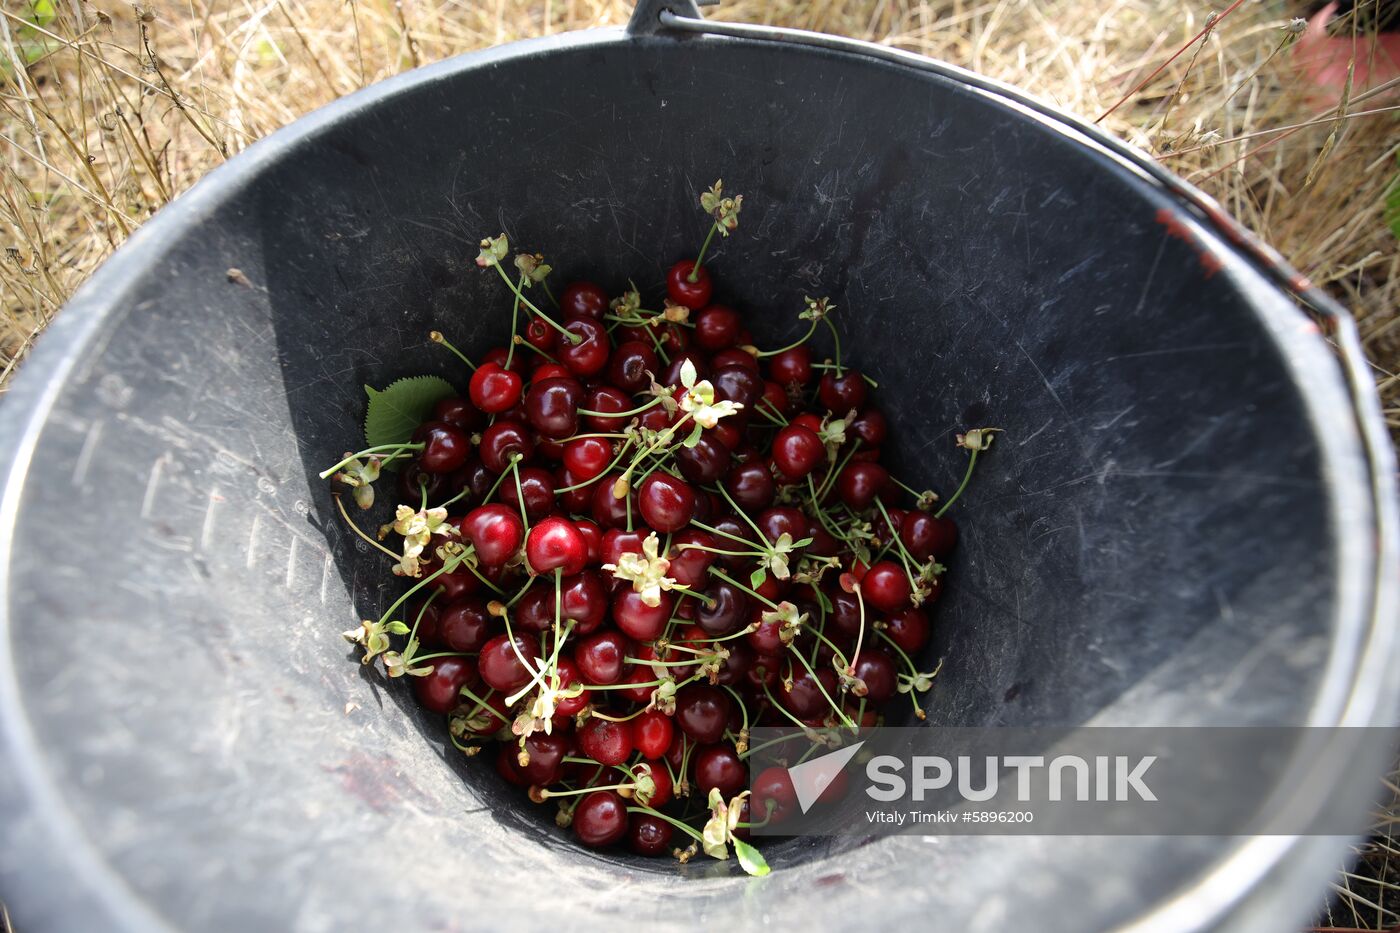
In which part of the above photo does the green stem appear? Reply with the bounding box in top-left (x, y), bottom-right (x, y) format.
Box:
top-left (755, 319), bottom-right (819, 358)
top-left (319, 442), bottom-right (423, 480)
top-left (689, 222), bottom-right (720, 281)
top-left (626, 805), bottom-right (703, 841)
top-left (492, 261), bottom-right (579, 344)
top-left (935, 449), bottom-right (979, 518)
top-left (430, 331), bottom-right (478, 371)
top-left (504, 272), bottom-right (525, 370)
top-left (707, 566), bottom-right (778, 610)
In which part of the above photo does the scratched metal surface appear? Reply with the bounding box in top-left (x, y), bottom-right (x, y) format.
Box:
top-left (0, 25), bottom-right (1390, 933)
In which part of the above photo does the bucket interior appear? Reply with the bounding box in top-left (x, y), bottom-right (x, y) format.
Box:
top-left (0, 30), bottom-right (1372, 932)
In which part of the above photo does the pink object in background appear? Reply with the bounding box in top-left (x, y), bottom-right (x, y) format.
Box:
top-left (1293, 2), bottom-right (1400, 104)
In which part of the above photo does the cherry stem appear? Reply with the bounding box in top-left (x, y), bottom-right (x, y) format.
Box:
top-left (491, 261), bottom-right (580, 344)
top-left (822, 317), bottom-right (844, 376)
top-left (319, 442), bottom-right (423, 480)
top-left (576, 395), bottom-right (667, 419)
top-left (707, 566), bottom-right (778, 610)
top-left (376, 552), bottom-right (465, 629)
top-left (720, 683), bottom-right (749, 742)
top-left (688, 222), bottom-right (720, 282)
top-left (887, 473), bottom-right (932, 503)
top-left (510, 458), bottom-right (530, 532)
top-left (688, 519), bottom-right (766, 555)
top-left (873, 497), bottom-right (922, 594)
top-left (935, 448), bottom-right (980, 518)
top-left (814, 443), bottom-right (860, 503)
top-left (512, 334), bottom-right (560, 364)
top-left (762, 679), bottom-right (815, 731)
top-left (755, 318), bottom-right (819, 358)
top-left (482, 453), bottom-right (524, 503)
top-left (540, 782), bottom-right (636, 799)
top-left (810, 362), bottom-right (879, 388)
top-left (429, 331), bottom-right (477, 371)
top-left (554, 443), bottom-right (634, 495)
top-left (333, 495), bottom-right (402, 560)
top-left (588, 707), bottom-right (650, 723)
top-left (626, 805), bottom-right (703, 842)
top-left (541, 279), bottom-right (559, 310)
top-left (712, 479), bottom-right (773, 547)
top-left (754, 398), bottom-right (790, 426)
top-left (741, 729), bottom-right (810, 760)
top-left (504, 272), bottom-right (525, 371)
top-left (787, 647), bottom-right (857, 731)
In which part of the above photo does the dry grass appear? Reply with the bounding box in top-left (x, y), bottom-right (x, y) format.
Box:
top-left (1, 0), bottom-right (1398, 927)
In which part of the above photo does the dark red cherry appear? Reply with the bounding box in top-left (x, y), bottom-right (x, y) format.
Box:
top-left (863, 560), bottom-right (912, 613)
top-left (555, 465), bottom-right (593, 514)
top-left (696, 578), bottom-right (749, 636)
top-left (582, 385), bottom-right (631, 432)
top-left (712, 365), bottom-right (764, 409)
top-left (438, 597), bottom-right (492, 652)
top-left (553, 656), bottom-right (591, 718)
top-left (630, 765), bottom-right (674, 815)
top-left (885, 607), bottom-right (931, 654)
top-left (851, 408), bottom-right (888, 448)
top-left (612, 589), bottom-right (673, 641)
top-left (779, 666), bottom-right (838, 719)
top-left (694, 745), bottom-right (748, 798)
top-left (432, 396), bottom-right (486, 430)
top-left (818, 370), bottom-right (868, 414)
top-left (397, 461), bottom-right (444, 504)
top-left (826, 586), bottom-right (864, 639)
top-left (479, 419), bottom-right (535, 473)
top-left (579, 716), bottom-right (634, 766)
top-left (852, 650), bottom-right (898, 703)
top-left (412, 656), bottom-right (477, 713)
top-left (461, 504), bottom-right (524, 566)
top-left (661, 351), bottom-right (709, 389)
top-left (668, 529), bottom-right (716, 587)
top-left (628, 814), bottom-right (674, 856)
top-left (524, 317), bottom-right (557, 352)
top-left (675, 434), bottom-right (729, 485)
top-left (500, 465), bottom-right (557, 520)
top-left (478, 633), bottom-right (540, 692)
top-left (901, 510), bottom-right (958, 560)
top-left (574, 791), bottom-right (628, 848)
top-left (576, 630), bottom-right (631, 684)
top-left (525, 516), bottom-right (588, 576)
top-left (725, 460), bottom-right (776, 511)
top-left (557, 317), bottom-right (610, 377)
top-left (564, 436), bottom-right (613, 482)
top-left (469, 361), bottom-right (524, 414)
top-left (412, 421), bottom-right (470, 474)
top-left (560, 281), bottom-right (609, 320)
top-left (483, 345), bottom-right (529, 377)
top-left (590, 474), bottom-right (638, 529)
top-left (637, 473), bottom-right (696, 533)
top-left (837, 462), bottom-right (889, 510)
top-left (695, 304), bottom-right (742, 351)
top-left (607, 340), bottom-right (660, 393)
top-left (752, 766), bottom-right (799, 824)
top-left (524, 376), bottom-right (583, 439)
top-left (667, 259), bottom-right (712, 309)
top-left (518, 732), bottom-right (570, 785)
top-left (675, 685), bottom-right (730, 744)
top-left (634, 709), bottom-right (675, 760)
top-left (756, 507), bottom-right (808, 547)
top-left (769, 345), bottom-right (812, 386)
top-left (771, 424), bottom-right (824, 479)
top-left (533, 361), bottom-right (571, 381)
top-left (600, 528), bottom-right (646, 568)
top-left (711, 347), bottom-right (759, 374)
top-left (558, 570), bottom-right (609, 634)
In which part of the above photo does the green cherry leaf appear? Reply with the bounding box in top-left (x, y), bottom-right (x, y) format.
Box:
top-left (682, 422), bottom-right (705, 449)
top-left (733, 839), bottom-right (770, 877)
top-left (363, 375), bottom-right (457, 460)
top-left (385, 621), bottom-right (411, 635)
top-left (749, 567), bottom-right (767, 590)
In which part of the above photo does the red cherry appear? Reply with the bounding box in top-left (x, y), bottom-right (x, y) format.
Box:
top-left (711, 347), bottom-right (759, 374)
top-left (666, 259), bottom-right (712, 309)
top-left (432, 396), bottom-right (486, 430)
top-left (483, 345), bottom-right (528, 376)
top-left (902, 510), bottom-right (958, 560)
top-left (461, 504), bottom-right (524, 566)
top-left (724, 460), bottom-right (776, 511)
top-left (863, 560), bottom-right (912, 613)
top-left (667, 529), bottom-right (716, 587)
top-left (412, 421), bottom-right (470, 474)
top-left (694, 744), bottom-right (748, 798)
top-left (576, 630), bottom-right (631, 684)
top-left (885, 607), bottom-right (930, 654)
top-left (526, 517), bottom-right (588, 576)
top-left (560, 281), bottom-right (609, 320)
top-left (601, 528), bottom-right (646, 568)
top-left (478, 633), bottom-right (539, 692)
top-left (632, 759), bottom-right (673, 808)
top-left (837, 462), bottom-right (890, 510)
top-left (675, 434), bottom-right (729, 485)
top-left (478, 419), bottom-right (534, 474)
top-left (674, 685), bottom-right (730, 744)
top-left (606, 340), bottom-right (660, 393)
top-left (438, 597), bottom-right (491, 652)
top-left (628, 813), bottom-right (674, 856)
top-left (518, 732), bottom-right (570, 785)
top-left (412, 656), bottom-right (477, 713)
top-left (634, 709), bottom-right (675, 759)
top-left (469, 361), bottom-right (524, 414)
top-left (612, 588), bottom-right (673, 641)
top-left (564, 436), bottom-right (613, 482)
top-left (582, 385), bottom-right (631, 432)
top-left (590, 474), bottom-right (637, 528)
top-left (695, 305), bottom-right (741, 350)
top-left (851, 408), bottom-right (887, 448)
top-left (553, 656), bottom-right (591, 718)
top-left (637, 473), bottom-right (696, 533)
top-left (524, 376), bottom-right (583, 439)
top-left (500, 465), bottom-right (557, 520)
top-left (579, 716), bottom-right (634, 766)
top-left (574, 791), bottom-right (628, 847)
top-left (771, 424), bottom-right (824, 478)
top-left (818, 370), bottom-right (868, 414)
top-left (524, 317), bottom-right (557, 353)
top-left (769, 346), bottom-right (812, 386)
top-left (557, 317), bottom-right (610, 377)
top-left (752, 766), bottom-right (798, 824)
top-left (852, 650), bottom-right (898, 703)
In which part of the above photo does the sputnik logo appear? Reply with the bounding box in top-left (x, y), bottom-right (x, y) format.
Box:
top-left (788, 741), bottom-right (865, 814)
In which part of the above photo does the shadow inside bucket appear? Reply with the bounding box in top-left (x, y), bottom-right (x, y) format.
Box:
top-left (253, 38), bottom-right (1341, 875)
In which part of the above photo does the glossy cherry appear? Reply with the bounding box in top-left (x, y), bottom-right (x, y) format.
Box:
top-left (576, 630), bottom-right (630, 684)
top-left (666, 259), bottom-right (712, 309)
top-left (634, 709), bottom-right (675, 760)
top-left (771, 424), bottom-right (824, 479)
top-left (438, 597), bottom-right (492, 652)
top-left (695, 304), bottom-right (741, 350)
top-left (752, 766), bottom-right (799, 824)
top-left (526, 516), bottom-right (588, 576)
top-left (478, 419), bottom-right (535, 474)
top-left (579, 716), bottom-right (634, 766)
top-left (432, 395), bottom-right (486, 430)
top-left (500, 465), bottom-right (557, 520)
top-left (863, 560), bottom-right (912, 613)
top-left (884, 607), bottom-right (931, 654)
top-left (675, 684), bottom-right (730, 744)
top-left (469, 361), bottom-right (523, 414)
top-left (412, 421), bottom-right (471, 474)
top-left (724, 460), bottom-right (776, 511)
top-left (560, 281), bottom-right (609, 320)
top-left (612, 588), bottom-right (673, 641)
top-left (818, 369), bottom-right (868, 414)
top-left (627, 814), bottom-right (674, 856)
top-left (768, 345), bottom-right (812, 386)
top-left (637, 473), bottom-right (696, 533)
top-left (852, 650), bottom-right (898, 703)
top-left (524, 376), bottom-right (583, 439)
top-left (478, 633), bottom-right (540, 692)
top-left (667, 529), bottom-right (716, 587)
top-left (564, 436), bottom-right (613, 482)
top-left (695, 578), bottom-right (749, 636)
top-left (694, 744), bottom-right (748, 798)
top-left (557, 317), bottom-right (610, 376)
top-left (573, 791), bottom-right (628, 848)
top-left (675, 434), bottom-right (729, 485)
top-left (902, 510), bottom-right (958, 560)
top-left (461, 504), bottom-right (524, 566)
top-left (412, 656), bottom-right (477, 714)
top-left (837, 461), bottom-right (889, 511)
top-left (606, 340), bottom-right (659, 393)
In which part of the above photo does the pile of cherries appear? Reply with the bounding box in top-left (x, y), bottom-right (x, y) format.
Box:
top-left (332, 184), bottom-right (982, 870)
